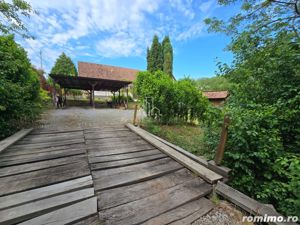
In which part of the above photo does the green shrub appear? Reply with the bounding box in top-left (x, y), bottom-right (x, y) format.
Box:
top-left (0, 35), bottom-right (41, 139)
top-left (203, 103), bottom-right (300, 216)
top-left (135, 70), bottom-right (209, 124)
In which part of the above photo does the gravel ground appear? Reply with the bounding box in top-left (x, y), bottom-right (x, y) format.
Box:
top-left (37, 106), bottom-right (144, 129)
top-left (192, 201), bottom-right (254, 225)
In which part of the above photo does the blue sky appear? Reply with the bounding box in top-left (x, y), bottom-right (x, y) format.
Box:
top-left (18, 0), bottom-right (238, 79)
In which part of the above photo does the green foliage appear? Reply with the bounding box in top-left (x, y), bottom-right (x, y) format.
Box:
top-left (147, 35), bottom-right (174, 78)
top-left (142, 118), bottom-right (213, 159)
top-left (162, 36), bottom-right (173, 77)
top-left (0, 35), bottom-right (41, 139)
top-left (196, 76), bottom-right (233, 91)
top-left (50, 52), bottom-right (77, 76)
top-left (50, 52), bottom-right (78, 96)
top-left (148, 35), bottom-right (163, 73)
top-left (204, 0), bottom-right (299, 39)
top-left (203, 0), bottom-right (300, 217)
top-left (111, 93), bottom-right (133, 102)
top-left (135, 70), bottom-right (209, 124)
top-left (0, 0), bottom-right (34, 38)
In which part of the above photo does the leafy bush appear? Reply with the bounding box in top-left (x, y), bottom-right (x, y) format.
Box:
top-left (202, 33), bottom-right (300, 216)
top-left (0, 35), bottom-right (41, 139)
top-left (135, 70), bottom-right (209, 124)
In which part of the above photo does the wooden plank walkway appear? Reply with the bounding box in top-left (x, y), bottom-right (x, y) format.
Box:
top-left (0, 125), bottom-right (215, 224)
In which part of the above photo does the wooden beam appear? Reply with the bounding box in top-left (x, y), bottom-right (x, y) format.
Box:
top-left (126, 123), bottom-right (223, 184)
top-left (214, 115), bottom-right (230, 165)
top-left (0, 128), bottom-right (33, 154)
top-left (126, 86), bottom-right (129, 109)
top-left (215, 181), bottom-right (298, 225)
top-left (144, 129), bottom-right (231, 178)
top-left (133, 104), bottom-right (138, 126)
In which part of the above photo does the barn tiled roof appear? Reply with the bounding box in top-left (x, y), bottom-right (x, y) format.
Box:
top-left (78, 61), bottom-right (139, 82)
top-left (203, 91), bottom-right (229, 99)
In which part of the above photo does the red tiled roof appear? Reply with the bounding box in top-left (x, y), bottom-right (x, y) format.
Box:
top-left (203, 91), bottom-right (229, 99)
top-left (78, 61), bottom-right (139, 82)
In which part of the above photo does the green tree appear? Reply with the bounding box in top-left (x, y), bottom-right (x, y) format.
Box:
top-left (0, 0), bottom-right (34, 38)
top-left (148, 35), bottom-right (163, 73)
top-left (135, 71), bottom-right (208, 123)
top-left (147, 35), bottom-right (174, 77)
top-left (146, 47), bottom-right (150, 71)
top-left (0, 35), bottom-right (41, 139)
top-left (162, 36), bottom-right (173, 77)
top-left (203, 0), bottom-right (300, 216)
top-left (50, 52), bottom-right (77, 76)
top-left (196, 76), bottom-right (232, 91)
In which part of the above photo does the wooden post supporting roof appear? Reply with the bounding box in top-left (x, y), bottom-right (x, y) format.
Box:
top-left (53, 80), bottom-right (57, 107)
top-left (126, 86), bottom-right (129, 109)
top-left (89, 82), bottom-right (97, 108)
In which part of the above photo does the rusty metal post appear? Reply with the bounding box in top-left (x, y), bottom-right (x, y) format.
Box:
top-left (214, 115), bottom-right (230, 165)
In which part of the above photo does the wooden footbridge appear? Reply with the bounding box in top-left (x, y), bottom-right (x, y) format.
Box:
top-left (0, 124), bottom-right (225, 225)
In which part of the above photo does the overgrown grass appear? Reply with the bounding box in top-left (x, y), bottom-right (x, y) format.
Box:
top-left (141, 118), bottom-right (215, 160)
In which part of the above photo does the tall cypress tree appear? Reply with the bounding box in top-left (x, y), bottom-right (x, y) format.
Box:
top-left (162, 36), bottom-right (173, 77)
top-left (147, 35), bottom-right (173, 76)
top-left (149, 35), bottom-right (163, 72)
top-left (146, 47), bottom-right (150, 71)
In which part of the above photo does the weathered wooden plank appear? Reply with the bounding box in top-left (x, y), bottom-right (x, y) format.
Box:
top-left (142, 197), bottom-right (214, 225)
top-left (127, 123), bottom-right (223, 184)
top-left (11, 138), bottom-right (85, 150)
top-left (92, 158), bottom-right (175, 178)
top-left (148, 131), bottom-right (231, 177)
top-left (0, 188), bottom-right (94, 225)
top-left (91, 153), bottom-right (167, 170)
top-left (30, 128), bottom-right (83, 135)
top-left (18, 197), bottom-right (97, 225)
top-left (215, 181), bottom-right (298, 225)
top-left (71, 215), bottom-right (100, 225)
top-left (84, 127), bottom-right (128, 134)
top-left (0, 128), bottom-right (33, 153)
top-left (148, 131), bottom-right (209, 165)
top-left (93, 161), bottom-right (182, 191)
top-left (4, 143), bottom-right (86, 156)
top-left (86, 139), bottom-right (147, 149)
top-left (87, 144), bottom-right (154, 157)
top-left (208, 160), bottom-right (231, 178)
top-left (0, 175), bottom-right (93, 209)
top-left (0, 155), bottom-right (86, 177)
top-left (84, 131), bottom-right (135, 140)
top-left (89, 149), bottom-right (162, 163)
top-left (98, 169), bottom-right (196, 210)
top-left (0, 161), bottom-right (90, 196)
top-left (0, 148), bottom-right (86, 167)
top-left (99, 179), bottom-right (212, 225)
top-left (85, 136), bottom-right (142, 145)
top-left (24, 130), bottom-right (83, 139)
top-left (17, 133), bottom-right (84, 145)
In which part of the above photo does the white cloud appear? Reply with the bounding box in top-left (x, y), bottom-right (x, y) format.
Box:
top-left (17, 0), bottom-right (217, 72)
top-left (169, 0), bottom-right (195, 19)
top-left (176, 22), bottom-right (206, 41)
top-left (199, 0), bottom-right (215, 13)
top-left (97, 34), bottom-right (140, 57)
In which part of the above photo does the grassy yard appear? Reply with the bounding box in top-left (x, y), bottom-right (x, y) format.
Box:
top-left (141, 118), bottom-right (216, 160)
